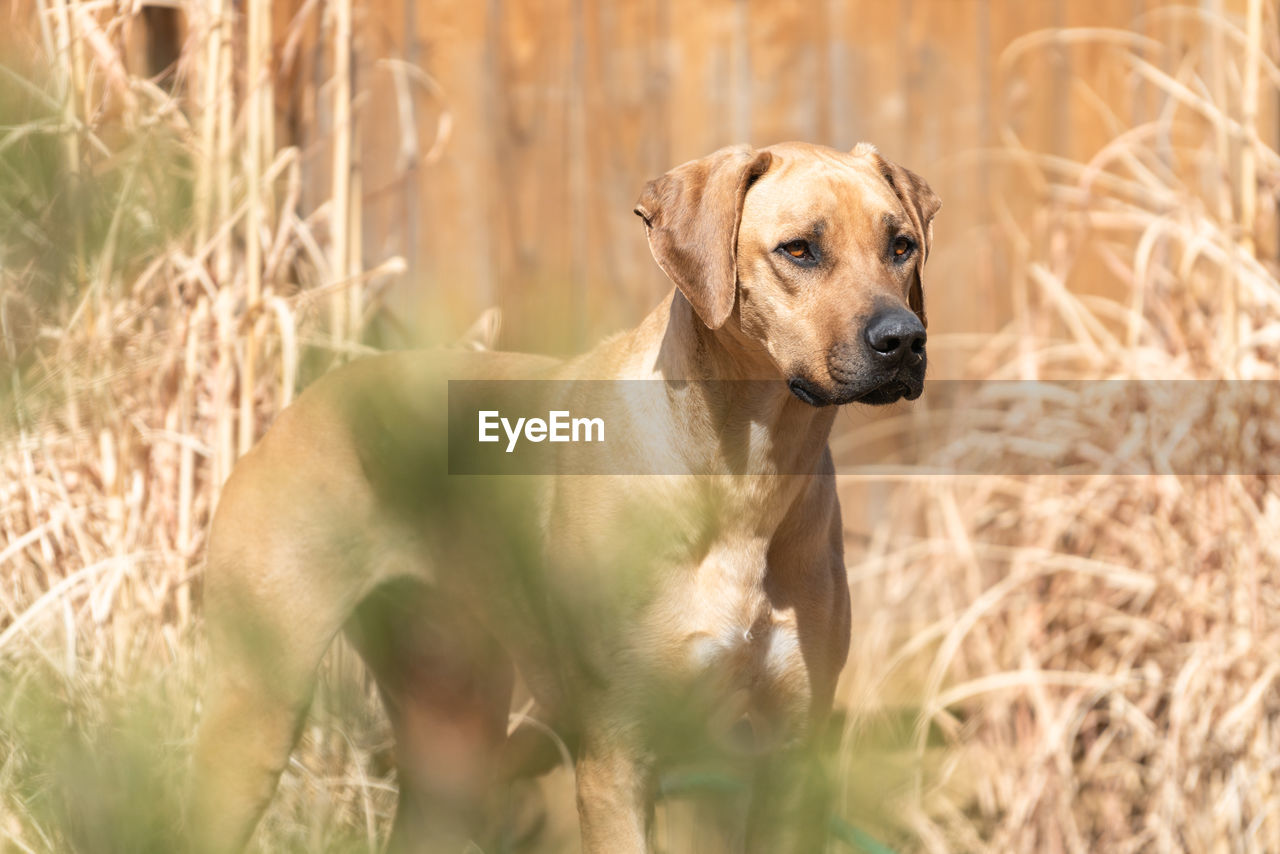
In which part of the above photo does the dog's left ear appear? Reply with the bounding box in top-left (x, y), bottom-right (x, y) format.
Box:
top-left (634, 145), bottom-right (773, 330)
top-left (855, 144), bottom-right (941, 328)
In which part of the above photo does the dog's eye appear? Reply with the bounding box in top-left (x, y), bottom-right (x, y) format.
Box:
top-left (779, 239), bottom-right (812, 260)
top-left (891, 236), bottom-right (915, 261)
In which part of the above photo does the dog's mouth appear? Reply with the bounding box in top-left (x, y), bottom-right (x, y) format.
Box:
top-left (787, 377), bottom-right (833, 407)
top-left (788, 373), bottom-right (924, 408)
top-left (852, 379), bottom-right (922, 405)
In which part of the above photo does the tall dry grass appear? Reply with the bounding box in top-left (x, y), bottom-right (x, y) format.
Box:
top-left (837, 4), bottom-right (1280, 852)
top-left (1, 2), bottom-right (1279, 853)
top-left (0, 1), bottom-right (407, 849)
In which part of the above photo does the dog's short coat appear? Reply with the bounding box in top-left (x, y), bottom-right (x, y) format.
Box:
top-left (189, 141), bottom-right (940, 853)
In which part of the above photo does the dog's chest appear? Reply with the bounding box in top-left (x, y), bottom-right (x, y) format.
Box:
top-left (542, 473), bottom-right (817, 738)
top-left (645, 534), bottom-right (804, 680)
top-left (628, 533), bottom-right (811, 750)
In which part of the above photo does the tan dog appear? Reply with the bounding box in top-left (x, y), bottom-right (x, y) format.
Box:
top-left (189, 141), bottom-right (940, 853)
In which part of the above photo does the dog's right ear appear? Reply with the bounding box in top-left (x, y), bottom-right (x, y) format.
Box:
top-left (634, 145), bottom-right (772, 330)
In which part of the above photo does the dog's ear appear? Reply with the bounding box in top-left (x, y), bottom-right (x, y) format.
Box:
top-left (634, 145), bottom-right (773, 330)
top-left (854, 143), bottom-right (941, 328)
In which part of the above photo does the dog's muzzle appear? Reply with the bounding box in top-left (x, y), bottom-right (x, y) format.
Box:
top-left (789, 308), bottom-right (927, 407)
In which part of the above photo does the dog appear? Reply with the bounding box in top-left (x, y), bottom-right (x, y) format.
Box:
top-left (189, 141), bottom-right (940, 853)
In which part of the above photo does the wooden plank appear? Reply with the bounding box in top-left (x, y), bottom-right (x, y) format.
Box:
top-left (579, 0), bottom-right (674, 332)
top-left (982, 0), bottom-right (1062, 347)
top-left (664, 0), bottom-right (740, 164)
top-left (898, 0), bottom-right (988, 343)
top-left (1256, 0), bottom-right (1280, 263)
top-left (838, 0), bottom-right (909, 154)
top-left (406, 0), bottom-right (496, 339)
top-left (355, 0), bottom-right (411, 315)
top-left (1061, 0), bottom-right (1145, 162)
top-left (744, 0), bottom-right (823, 146)
top-left (487, 0), bottom-right (579, 353)
top-left (825, 0), bottom-right (852, 148)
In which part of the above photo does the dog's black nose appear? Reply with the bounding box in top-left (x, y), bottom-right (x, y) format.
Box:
top-left (864, 309), bottom-right (926, 363)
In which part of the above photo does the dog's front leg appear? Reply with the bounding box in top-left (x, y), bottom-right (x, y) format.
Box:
top-left (574, 730), bottom-right (654, 854)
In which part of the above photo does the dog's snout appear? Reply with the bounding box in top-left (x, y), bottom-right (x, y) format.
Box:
top-left (864, 309), bottom-right (925, 363)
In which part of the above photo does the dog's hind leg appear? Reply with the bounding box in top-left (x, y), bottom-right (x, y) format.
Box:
top-left (347, 579), bottom-right (517, 854)
top-left (190, 646), bottom-right (316, 853)
top-left (189, 532), bottom-right (359, 853)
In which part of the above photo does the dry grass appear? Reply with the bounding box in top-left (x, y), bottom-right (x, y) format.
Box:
top-left (837, 5), bottom-right (1280, 852)
top-left (1, 1), bottom-right (402, 849)
top-left (2, 2), bottom-right (1280, 853)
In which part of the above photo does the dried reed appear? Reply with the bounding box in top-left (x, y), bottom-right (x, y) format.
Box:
top-left (836, 7), bottom-right (1280, 853)
top-left (0, 0), bottom-right (394, 848)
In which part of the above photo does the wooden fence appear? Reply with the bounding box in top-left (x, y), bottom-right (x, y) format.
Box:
top-left (39, 0), bottom-right (1280, 351)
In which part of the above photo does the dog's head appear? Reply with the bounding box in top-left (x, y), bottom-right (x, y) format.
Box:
top-left (634, 141), bottom-right (940, 406)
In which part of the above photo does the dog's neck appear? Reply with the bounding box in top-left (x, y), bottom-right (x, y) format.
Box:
top-left (637, 290), bottom-right (839, 475)
top-left (657, 291), bottom-right (773, 382)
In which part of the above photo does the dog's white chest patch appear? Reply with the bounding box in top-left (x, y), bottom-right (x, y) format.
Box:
top-left (680, 610), bottom-right (810, 754)
top-left (639, 539), bottom-right (813, 750)
top-left (672, 545), bottom-right (769, 655)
